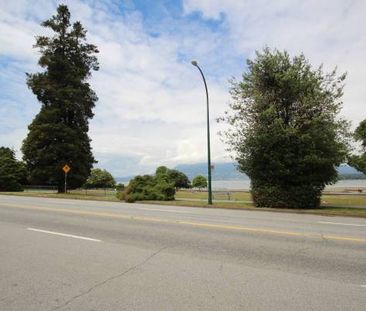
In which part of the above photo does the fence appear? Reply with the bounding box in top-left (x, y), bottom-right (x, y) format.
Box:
top-left (23, 185), bottom-right (58, 193)
top-left (69, 188), bottom-right (117, 197)
top-left (22, 186), bottom-right (117, 197)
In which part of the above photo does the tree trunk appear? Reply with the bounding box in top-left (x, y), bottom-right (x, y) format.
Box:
top-left (58, 183), bottom-right (65, 193)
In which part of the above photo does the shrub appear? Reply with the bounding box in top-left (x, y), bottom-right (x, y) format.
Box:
top-left (116, 172), bottom-right (175, 202)
top-left (116, 189), bottom-right (126, 201)
top-left (125, 194), bottom-right (136, 203)
top-left (251, 182), bottom-right (321, 208)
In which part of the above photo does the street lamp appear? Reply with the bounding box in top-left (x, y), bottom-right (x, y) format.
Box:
top-left (191, 60), bottom-right (213, 205)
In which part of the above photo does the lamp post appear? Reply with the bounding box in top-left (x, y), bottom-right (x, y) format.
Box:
top-left (191, 60), bottom-right (213, 205)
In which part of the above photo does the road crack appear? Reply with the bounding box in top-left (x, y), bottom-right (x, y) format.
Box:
top-left (293, 246), bottom-right (310, 256)
top-left (50, 246), bottom-right (168, 311)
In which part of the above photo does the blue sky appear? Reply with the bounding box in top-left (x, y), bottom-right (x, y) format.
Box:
top-left (1, 0), bottom-right (365, 176)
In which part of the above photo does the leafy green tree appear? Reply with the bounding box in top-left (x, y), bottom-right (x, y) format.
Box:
top-left (85, 168), bottom-right (116, 188)
top-left (155, 166), bottom-right (190, 189)
top-left (349, 119), bottom-right (366, 174)
top-left (168, 169), bottom-right (190, 189)
top-left (220, 48), bottom-right (349, 208)
top-left (21, 5), bottom-right (99, 192)
top-left (156, 166), bottom-right (169, 176)
top-left (115, 183), bottom-right (125, 191)
top-left (192, 175), bottom-right (207, 190)
top-left (0, 147), bottom-right (27, 191)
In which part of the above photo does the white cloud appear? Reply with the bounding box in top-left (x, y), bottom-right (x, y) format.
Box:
top-left (0, 0), bottom-right (231, 176)
top-left (1, 0), bottom-right (364, 177)
top-left (183, 0), bottom-right (366, 127)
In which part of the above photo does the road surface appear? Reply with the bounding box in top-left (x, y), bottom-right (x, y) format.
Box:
top-left (0, 195), bottom-right (365, 310)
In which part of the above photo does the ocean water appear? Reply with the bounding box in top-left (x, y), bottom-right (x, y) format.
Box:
top-left (118, 178), bottom-right (366, 191)
top-left (212, 179), bottom-right (366, 191)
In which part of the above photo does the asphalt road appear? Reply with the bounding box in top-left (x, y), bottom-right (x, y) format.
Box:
top-left (0, 195), bottom-right (365, 311)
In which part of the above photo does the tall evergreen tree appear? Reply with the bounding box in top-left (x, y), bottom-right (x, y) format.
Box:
top-left (220, 48), bottom-right (350, 208)
top-left (22, 5), bottom-right (99, 192)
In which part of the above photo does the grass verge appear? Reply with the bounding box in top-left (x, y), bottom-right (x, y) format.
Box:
top-left (1, 191), bottom-right (366, 218)
top-left (142, 199), bottom-right (366, 218)
top-left (0, 191), bottom-right (119, 202)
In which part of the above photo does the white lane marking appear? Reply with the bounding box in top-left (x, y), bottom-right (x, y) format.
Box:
top-left (135, 207), bottom-right (191, 214)
top-left (361, 285), bottom-right (366, 288)
top-left (27, 228), bottom-right (101, 242)
top-left (318, 221), bottom-right (366, 227)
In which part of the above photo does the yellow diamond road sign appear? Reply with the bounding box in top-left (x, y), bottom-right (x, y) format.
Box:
top-left (63, 164), bottom-right (71, 174)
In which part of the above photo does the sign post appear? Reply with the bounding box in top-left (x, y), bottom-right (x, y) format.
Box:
top-left (62, 164), bottom-right (71, 193)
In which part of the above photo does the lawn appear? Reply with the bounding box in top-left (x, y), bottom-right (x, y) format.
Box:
top-left (1, 189), bottom-right (366, 218)
top-left (321, 194), bottom-right (366, 207)
top-left (176, 190), bottom-right (366, 207)
top-left (176, 190), bottom-right (252, 201)
top-left (0, 189), bottom-right (118, 202)
top-left (144, 199), bottom-right (366, 218)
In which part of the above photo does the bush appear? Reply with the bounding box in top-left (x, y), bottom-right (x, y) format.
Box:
top-left (125, 195), bottom-right (136, 203)
top-left (251, 182), bottom-right (321, 209)
top-left (116, 172), bottom-right (175, 202)
top-left (116, 189), bottom-right (126, 201)
top-left (125, 192), bottom-right (145, 203)
top-left (154, 179), bottom-right (175, 200)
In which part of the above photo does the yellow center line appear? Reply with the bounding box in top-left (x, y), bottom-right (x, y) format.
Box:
top-left (1, 202), bottom-right (366, 243)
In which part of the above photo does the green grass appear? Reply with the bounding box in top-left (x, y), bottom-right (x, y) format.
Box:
top-left (321, 194), bottom-right (366, 207)
top-left (144, 199), bottom-right (254, 209)
top-left (1, 189), bottom-right (366, 218)
top-left (176, 190), bottom-right (252, 201)
top-left (143, 199), bottom-right (366, 218)
top-left (176, 190), bottom-right (366, 207)
top-left (0, 190), bottom-right (119, 202)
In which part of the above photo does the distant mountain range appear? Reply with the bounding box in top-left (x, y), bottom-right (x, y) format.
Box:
top-left (116, 162), bottom-right (365, 182)
top-left (337, 164), bottom-right (362, 175)
top-left (175, 162), bottom-right (248, 181)
top-left (175, 162), bottom-right (365, 180)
